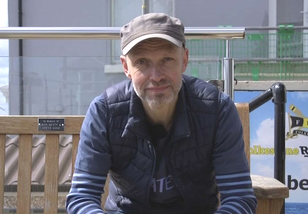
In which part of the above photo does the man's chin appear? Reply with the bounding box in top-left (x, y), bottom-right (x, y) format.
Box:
top-left (147, 101), bottom-right (164, 108)
top-left (145, 96), bottom-right (174, 108)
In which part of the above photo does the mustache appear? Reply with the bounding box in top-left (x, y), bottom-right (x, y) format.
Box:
top-left (146, 79), bottom-right (170, 87)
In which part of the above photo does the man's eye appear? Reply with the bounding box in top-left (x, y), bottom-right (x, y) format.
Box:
top-left (136, 59), bottom-right (147, 65)
top-left (163, 57), bottom-right (173, 63)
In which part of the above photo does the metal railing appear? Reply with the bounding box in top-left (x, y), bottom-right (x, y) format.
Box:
top-left (185, 26), bottom-right (308, 59)
top-left (186, 27), bottom-right (308, 82)
top-left (3, 27), bottom-right (308, 82)
top-left (0, 26), bottom-right (242, 100)
top-left (249, 82), bottom-right (287, 214)
top-left (0, 27), bottom-right (245, 39)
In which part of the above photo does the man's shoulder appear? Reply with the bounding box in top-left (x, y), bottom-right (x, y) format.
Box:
top-left (183, 75), bottom-right (219, 100)
top-left (104, 79), bottom-right (132, 104)
top-left (88, 80), bottom-right (132, 119)
top-left (89, 79), bottom-right (132, 110)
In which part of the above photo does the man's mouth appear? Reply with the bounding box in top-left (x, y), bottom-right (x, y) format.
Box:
top-left (146, 85), bottom-right (169, 92)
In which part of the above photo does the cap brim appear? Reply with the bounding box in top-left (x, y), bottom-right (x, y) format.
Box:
top-left (122, 34), bottom-right (183, 55)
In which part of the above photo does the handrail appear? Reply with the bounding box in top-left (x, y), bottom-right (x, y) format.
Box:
top-left (235, 58), bottom-right (308, 62)
top-left (249, 82), bottom-right (287, 214)
top-left (0, 27), bottom-right (245, 39)
top-left (245, 26), bottom-right (308, 31)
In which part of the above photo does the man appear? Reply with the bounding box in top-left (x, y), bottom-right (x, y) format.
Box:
top-left (66, 13), bottom-right (257, 214)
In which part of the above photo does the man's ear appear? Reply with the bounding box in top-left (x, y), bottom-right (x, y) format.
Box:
top-left (120, 55), bottom-right (131, 79)
top-left (182, 48), bottom-right (189, 73)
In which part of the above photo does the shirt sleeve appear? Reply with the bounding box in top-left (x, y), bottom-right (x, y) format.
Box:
top-left (75, 94), bottom-right (112, 175)
top-left (215, 170), bottom-right (257, 214)
top-left (213, 92), bottom-right (257, 213)
top-left (213, 92), bottom-right (249, 175)
top-left (66, 169), bottom-right (107, 214)
top-left (66, 94), bottom-right (112, 213)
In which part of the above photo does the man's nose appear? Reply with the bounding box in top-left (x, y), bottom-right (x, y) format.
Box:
top-left (149, 65), bottom-right (164, 82)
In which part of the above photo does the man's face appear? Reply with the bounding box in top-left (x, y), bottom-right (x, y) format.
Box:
top-left (120, 39), bottom-right (188, 108)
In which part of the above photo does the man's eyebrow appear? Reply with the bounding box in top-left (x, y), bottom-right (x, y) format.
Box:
top-left (129, 48), bottom-right (145, 57)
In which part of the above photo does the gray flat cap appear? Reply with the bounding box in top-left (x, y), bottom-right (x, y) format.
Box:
top-left (120, 13), bottom-right (185, 55)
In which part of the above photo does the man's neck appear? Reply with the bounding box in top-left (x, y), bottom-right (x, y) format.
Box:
top-left (142, 99), bottom-right (177, 131)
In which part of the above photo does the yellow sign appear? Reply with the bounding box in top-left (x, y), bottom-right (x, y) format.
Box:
top-left (286, 105), bottom-right (308, 140)
top-left (250, 145), bottom-right (299, 155)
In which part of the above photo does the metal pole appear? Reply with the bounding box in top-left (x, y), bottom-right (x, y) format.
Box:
top-left (18, 0), bottom-right (24, 115)
top-left (235, 57), bottom-right (308, 62)
top-left (225, 40), bottom-right (230, 58)
top-left (222, 39), bottom-right (235, 100)
top-left (142, 0), bottom-right (149, 14)
top-left (248, 82), bottom-right (287, 214)
top-left (248, 88), bottom-right (273, 112)
top-left (271, 82), bottom-right (286, 214)
top-left (245, 26), bottom-right (308, 30)
top-left (222, 58), bottom-right (234, 100)
top-left (303, 0), bottom-right (308, 58)
top-left (275, 102), bottom-right (286, 214)
top-left (0, 27), bottom-right (245, 39)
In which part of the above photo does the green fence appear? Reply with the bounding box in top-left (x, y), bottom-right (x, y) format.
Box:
top-left (185, 26), bottom-right (308, 81)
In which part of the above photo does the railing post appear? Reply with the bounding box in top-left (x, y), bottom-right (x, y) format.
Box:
top-left (271, 83), bottom-right (287, 184)
top-left (142, 0), bottom-right (149, 14)
top-left (248, 82), bottom-right (287, 214)
top-left (222, 40), bottom-right (235, 100)
top-left (271, 82), bottom-right (287, 214)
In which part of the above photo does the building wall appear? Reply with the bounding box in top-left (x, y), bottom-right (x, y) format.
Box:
top-left (277, 0), bottom-right (303, 25)
top-left (175, 0), bottom-right (269, 27)
top-left (9, 0), bottom-right (111, 57)
top-left (8, 0), bottom-right (121, 115)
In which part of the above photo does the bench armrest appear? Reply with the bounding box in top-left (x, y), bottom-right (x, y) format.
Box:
top-left (251, 174), bottom-right (289, 214)
top-left (251, 174), bottom-right (289, 199)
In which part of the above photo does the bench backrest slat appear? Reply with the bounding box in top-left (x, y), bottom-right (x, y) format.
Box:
top-left (44, 135), bottom-right (59, 214)
top-left (0, 116), bottom-right (83, 135)
top-left (17, 134), bottom-right (32, 214)
top-left (72, 134), bottom-right (80, 176)
top-left (235, 103), bottom-right (250, 166)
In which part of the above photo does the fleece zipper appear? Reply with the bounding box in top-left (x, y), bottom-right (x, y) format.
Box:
top-left (146, 140), bottom-right (156, 204)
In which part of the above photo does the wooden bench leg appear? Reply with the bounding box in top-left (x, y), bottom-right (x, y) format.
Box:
top-left (101, 174), bottom-right (110, 209)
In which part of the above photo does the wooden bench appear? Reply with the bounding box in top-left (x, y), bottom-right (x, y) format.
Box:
top-left (236, 103), bottom-right (289, 214)
top-left (0, 104), bottom-right (289, 214)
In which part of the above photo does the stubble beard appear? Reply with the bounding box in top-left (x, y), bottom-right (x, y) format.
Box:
top-left (133, 81), bottom-right (182, 108)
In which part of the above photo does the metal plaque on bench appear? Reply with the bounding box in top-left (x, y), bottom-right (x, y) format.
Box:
top-left (38, 118), bottom-right (65, 131)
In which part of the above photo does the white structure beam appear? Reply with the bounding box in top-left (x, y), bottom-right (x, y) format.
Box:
top-left (235, 81), bottom-right (308, 91)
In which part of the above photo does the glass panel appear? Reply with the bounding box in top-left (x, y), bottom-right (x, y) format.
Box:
top-left (112, 0), bottom-right (142, 63)
top-left (111, 0), bottom-right (175, 62)
top-left (149, 0), bottom-right (175, 16)
top-left (0, 53), bottom-right (221, 116)
top-left (0, 39), bottom-right (8, 116)
top-left (7, 56), bottom-right (126, 115)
